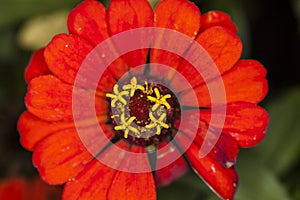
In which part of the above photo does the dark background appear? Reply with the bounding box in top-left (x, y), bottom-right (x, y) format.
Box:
top-left (0, 0), bottom-right (299, 199)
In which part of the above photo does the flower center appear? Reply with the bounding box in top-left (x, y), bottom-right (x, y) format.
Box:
top-left (106, 76), bottom-right (181, 146)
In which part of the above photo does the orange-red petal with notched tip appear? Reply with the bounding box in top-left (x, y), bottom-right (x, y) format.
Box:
top-left (221, 60), bottom-right (268, 104)
top-left (168, 26), bottom-right (241, 90)
top-left (25, 48), bottom-right (51, 83)
top-left (151, 0), bottom-right (201, 67)
top-left (181, 59), bottom-right (268, 107)
top-left (63, 141), bottom-right (155, 200)
top-left (32, 128), bottom-right (93, 184)
top-left (18, 111), bottom-right (109, 151)
top-left (107, 0), bottom-right (153, 35)
top-left (154, 0), bottom-right (201, 38)
top-left (175, 129), bottom-right (238, 200)
top-left (44, 34), bottom-right (94, 85)
top-left (25, 75), bottom-right (108, 121)
top-left (196, 26), bottom-right (242, 75)
top-left (155, 142), bottom-right (189, 187)
top-left (18, 112), bottom-right (74, 151)
top-left (107, 0), bottom-right (153, 68)
top-left (25, 75), bottom-right (73, 121)
top-left (200, 11), bottom-right (238, 33)
top-left (32, 125), bottom-right (113, 185)
top-left (68, 0), bottom-right (129, 80)
top-left (200, 102), bottom-right (269, 147)
top-left (68, 0), bottom-right (109, 46)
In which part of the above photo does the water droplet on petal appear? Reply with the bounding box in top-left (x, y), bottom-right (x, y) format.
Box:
top-left (72, 162), bottom-right (78, 168)
top-left (211, 165), bottom-right (216, 173)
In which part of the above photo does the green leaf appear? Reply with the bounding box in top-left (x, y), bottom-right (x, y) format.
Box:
top-left (235, 153), bottom-right (292, 200)
top-left (254, 87), bottom-right (300, 176)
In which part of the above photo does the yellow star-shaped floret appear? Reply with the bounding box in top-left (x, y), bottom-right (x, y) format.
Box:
top-left (147, 88), bottom-right (171, 111)
top-left (122, 77), bottom-right (145, 97)
top-left (145, 111), bottom-right (169, 135)
top-left (114, 113), bottom-right (139, 138)
top-left (106, 84), bottom-right (129, 107)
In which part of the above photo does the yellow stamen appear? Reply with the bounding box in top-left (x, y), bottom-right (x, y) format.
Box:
top-left (114, 113), bottom-right (139, 138)
top-left (122, 77), bottom-right (145, 97)
top-left (106, 84), bottom-right (129, 107)
top-left (145, 112), bottom-right (169, 135)
top-left (147, 88), bottom-right (171, 111)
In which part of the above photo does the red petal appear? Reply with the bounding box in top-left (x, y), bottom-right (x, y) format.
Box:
top-left (63, 141), bottom-right (155, 200)
top-left (155, 157), bottom-right (188, 187)
top-left (221, 60), bottom-right (268, 104)
top-left (62, 141), bottom-right (128, 199)
top-left (18, 110), bottom-right (109, 151)
top-left (44, 34), bottom-right (94, 84)
top-left (201, 102), bottom-right (269, 147)
top-left (154, 0), bottom-right (200, 37)
top-left (18, 112), bottom-right (74, 150)
top-left (151, 0), bottom-right (201, 67)
top-left (96, 69), bottom-right (117, 94)
top-left (107, 0), bottom-right (153, 68)
top-left (187, 143), bottom-right (238, 199)
top-left (196, 26), bottom-right (242, 75)
top-left (25, 75), bottom-right (108, 121)
top-left (176, 129), bottom-right (238, 200)
top-left (25, 48), bottom-right (51, 83)
top-left (32, 126), bottom-right (113, 185)
top-left (107, 58), bottom-right (128, 80)
top-left (63, 160), bottom-right (117, 200)
top-left (68, 0), bottom-right (129, 80)
top-left (181, 59), bottom-right (268, 106)
top-left (170, 59), bottom-right (204, 89)
top-left (155, 142), bottom-right (189, 187)
top-left (200, 11), bottom-right (237, 33)
top-left (170, 25), bottom-right (242, 91)
top-left (214, 134), bottom-right (239, 168)
top-left (25, 75), bottom-right (73, 121)
top-left (67, 0), bottom-right (109, 45)
top-left (178, 118), bottom-right (239, 167)
top-left (108, 0), bottom-right (153, 34)
top-left (108, 156), bottom-right (155, 200)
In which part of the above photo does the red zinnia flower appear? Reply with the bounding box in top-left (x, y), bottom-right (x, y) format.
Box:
top-left (0, 177), bottom-right (61, 200)
top-left (18, 0), bottom-right (269, 199)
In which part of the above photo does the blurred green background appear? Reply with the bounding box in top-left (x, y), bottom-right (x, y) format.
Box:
top-left (0, 0), bottom-right (299, 199)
